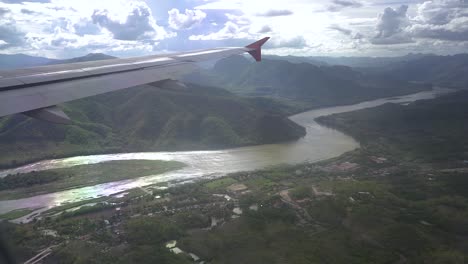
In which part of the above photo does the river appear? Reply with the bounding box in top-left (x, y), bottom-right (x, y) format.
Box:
top-left (0, 87), bottom-right (453, 219)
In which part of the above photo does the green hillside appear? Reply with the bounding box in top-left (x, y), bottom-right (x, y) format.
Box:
top-left (0, 83), bottom-right (305, 168)
top-left (317, 90), bottom-right (468, 163)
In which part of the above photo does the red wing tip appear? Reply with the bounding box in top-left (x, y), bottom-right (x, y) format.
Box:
top-left (246, 37), bottom-right (270, 62)
top-left (246, 37), bottom-right (270, 49)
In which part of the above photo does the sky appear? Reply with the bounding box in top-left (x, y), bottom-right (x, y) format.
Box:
top-left (0, 0), bottom-right (467, 58)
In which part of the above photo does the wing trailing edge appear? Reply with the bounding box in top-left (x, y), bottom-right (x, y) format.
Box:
top-left (24, 105), bottom-right (71, 124)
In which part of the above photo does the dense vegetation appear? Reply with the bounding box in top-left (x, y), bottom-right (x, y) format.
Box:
top-left (0, 160), bottom-right (184, 199)
top-left (2, 52), bottom-right (468, 264)
top-left (0, 83), bottom-right (305, 168)
top-left (317, 91), bottom-right (468, 163)
top-left (376, 54), bottom-right (468, 88)
top-left (3, 148), bottom-right (468, 263)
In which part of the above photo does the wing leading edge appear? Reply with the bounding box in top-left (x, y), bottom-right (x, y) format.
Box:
top-left (0, 37), bottom-right (270, 123)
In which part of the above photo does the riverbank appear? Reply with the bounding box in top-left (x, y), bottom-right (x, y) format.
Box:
top-left (0, 85), bottom-right (435, 170)
top-left (3, 145), bottom-right (467, 263)
top-left (2, 87), bottom-right (466, 263)
top-left (0, 83), bottom-right (306, 169)
top-left (0, 160), bottom-right (185, 200)
top-left (0, 88), bottom-right (452, 217)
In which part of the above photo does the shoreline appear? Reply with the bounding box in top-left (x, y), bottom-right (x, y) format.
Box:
top-left (0, 86), bottom-right (434, 170)
top-left (0, 87), bottom-right (451, 217)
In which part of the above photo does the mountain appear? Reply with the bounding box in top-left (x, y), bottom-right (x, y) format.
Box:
top-left (184, 55), bottom-right (430, 108)
top-left (257, 53), bottom-right (468, 90)
top-left (264, 53), bottom-right (431, 68)
top-left (376, 54), bottom-right (468, 89)
top-left (49, 53), bottom-right (116, 64)
top-left (0, 82), bottom-right (305, 168)
top-left (311, 53), bottom-right (430, 68)
top-left (317, 90), bottom-right (468, 162)
top-left (0, 53), bottom-right (115, 70)
top-left (0, 54), bottom-right (58, 70)
top-left (263, 55), bottom-right (328, 66)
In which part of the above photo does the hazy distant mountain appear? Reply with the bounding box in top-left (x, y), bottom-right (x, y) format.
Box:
top-left (184, 55), bottom-right (429, 108)
top-left (0, 54), bottom-right (58, 70)
top-left (311, 53), bottom-right (430, 68)
top-left (377, 54), bottom-right (468, 89)
top-left (263, 53), bottom-right (431, 68)
top-left (263, 55), bottom-right (328, 66)
top-left (0, 53), bottom-right (115, 70)
top-left (49, 53), bottom-right (116, 65)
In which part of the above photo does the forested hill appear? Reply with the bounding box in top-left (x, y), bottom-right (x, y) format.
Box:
top-left (377, 54), bottom-right (468, 89)
top-left (316, 90), bottom-right (468, 163)
top-left (0, 83), bottom-right (305, 168)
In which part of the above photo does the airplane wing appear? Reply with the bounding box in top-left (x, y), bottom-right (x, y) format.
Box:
top-left (0, 37), bottom-right (270, 124)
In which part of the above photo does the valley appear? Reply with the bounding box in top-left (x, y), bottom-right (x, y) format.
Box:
top-left (2, 89), bottom-right (468, 263)
top-left (0, 51), bottom-right (467, 264)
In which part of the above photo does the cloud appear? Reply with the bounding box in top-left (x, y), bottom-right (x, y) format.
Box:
top-left (375, 5), bottom-right (409, 38)
top-left (0, 8), bottom-right (10, 17)
top-left (0, 0), bottom-right (467, 58)
top-left (328, 0), bottom-right (363, 12)
top-left (266, 36), bottom-right (308, 49)
top-left (189, 21), bottom-right (249, 40)
top-left (415, 0), bottom-right (468, 25)
top-left (370, 1), bottom-right (468, 44)
top-left (258, 25), bottom-right (272, 33)
top-left (371, 5), bottom-right (412, 44)
top-left (92, 3), bottom-right (173, 41)
top-left (20, 9), bottom-right (36, 15)
top-left (168, 8), bottom-right (207, 30)
top-left (256, 9), bottom-right (293, 17)
top-left (0, 23), bottom-right (26, 50)
top-left (408, 0), bottom-right (468, 41)
top-left (73, 18), bottom-right (102, 36)
top-left (1, 0), bottom-right (49, 2)
top-left (329, 24), bottom-right (352, 35)
top-left (329, 24), bottom-right (364, 39)
top-left (225, 13), bottom-right (251, 25)
top-left (0, 0), bottom-right (179, 58)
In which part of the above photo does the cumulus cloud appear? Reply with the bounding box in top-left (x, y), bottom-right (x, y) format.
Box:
top-left (92, 3), bottom-right (172, 41)
top-left (371, 5), bottom-right (412, 44)
top-left (73, 18), bottom-right (102, 36)
top-left (0, 0), bottom-right (178, 57)
top-left (0, 0), bottom-right (467, 57)
top-left (258, 25), bottom-right (272, 33)
top-left (256, 9), bottom-right (293, 17)
top-left (328, 0), bottom-right (363, 12)
top-left (0, 23), bottom-right (26, 50)
top-left (370, 1), bottom-right (468, 45)
top-left (408, 0), bottom-right (468, 41)
top-left (266, 36), bottom-right (308, 49)
top-left (376, 5), bottom-right (409, 38)
top-left (189, 21), bottom-right (249, 40)
top-left (225, 13), bottom-right (251, 25)
top-left (168, 8), bottom-right (207, 30)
